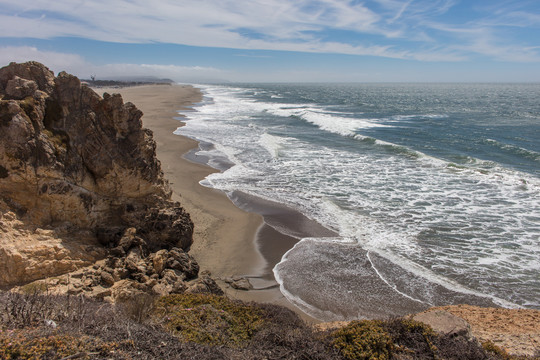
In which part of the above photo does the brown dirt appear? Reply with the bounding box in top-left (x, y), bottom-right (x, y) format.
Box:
top-left (436, 304), bottom-right (540, 357)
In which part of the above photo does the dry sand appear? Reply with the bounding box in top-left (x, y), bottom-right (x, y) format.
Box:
top-left (95, 84), bottom-right (264, 276)
top-left (95, 84), bottom-right (313, 319)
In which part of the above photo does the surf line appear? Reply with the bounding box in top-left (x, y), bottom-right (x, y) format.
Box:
top-left (366, 250), bottom-right (426, 305)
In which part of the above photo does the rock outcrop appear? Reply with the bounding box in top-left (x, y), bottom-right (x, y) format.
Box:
top-left (0, 61), bottom-right (218, 298)
top-left (0, 209), bottom-right (106, 287)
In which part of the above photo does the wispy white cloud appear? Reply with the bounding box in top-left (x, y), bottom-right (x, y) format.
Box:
top-left (425, 20), bottom-right (540, 62)
top-left (0, 0), bottom-right (539, 62)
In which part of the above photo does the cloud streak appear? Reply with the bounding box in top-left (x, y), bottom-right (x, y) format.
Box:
top-left (0, 0), bottom-right (539, 62)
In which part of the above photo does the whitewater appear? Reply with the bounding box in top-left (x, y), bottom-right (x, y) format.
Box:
top-left (177, 83), bottom-right (539, 321)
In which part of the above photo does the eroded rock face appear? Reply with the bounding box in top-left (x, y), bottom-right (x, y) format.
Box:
top-left (14, 227), bottom-right (222, 300)
top-left (0, 209), bottom-right (106, 287)
top-left (0, 61), bottom-right (197, 291)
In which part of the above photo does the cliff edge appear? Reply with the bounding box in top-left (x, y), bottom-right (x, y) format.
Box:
top-left (0, 61), bottom-right (219, 299)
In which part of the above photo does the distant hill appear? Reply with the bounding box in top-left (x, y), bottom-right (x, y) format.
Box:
top-left (82, 77), bottom-right (174, 87)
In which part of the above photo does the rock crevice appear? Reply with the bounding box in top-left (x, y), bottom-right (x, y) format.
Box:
top-left (0, 61), bottom-right (215, 298)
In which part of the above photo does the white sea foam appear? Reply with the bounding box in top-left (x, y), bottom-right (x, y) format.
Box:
top-left (178, 83), bottom-right (540, 315)
top-left (274, 107), bottom-right (392, 136)
top-left (259, 133), bottom-right (287, 159)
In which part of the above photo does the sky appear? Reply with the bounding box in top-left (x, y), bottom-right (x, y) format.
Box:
top-left (0, 0), bottom-right (539, 83)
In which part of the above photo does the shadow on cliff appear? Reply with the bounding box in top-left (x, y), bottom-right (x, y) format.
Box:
top-left (0, 61), bottom-right (216, 299)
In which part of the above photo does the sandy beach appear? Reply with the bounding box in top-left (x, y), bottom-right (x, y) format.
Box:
top-left (95, 84), bottom-right (318, 320)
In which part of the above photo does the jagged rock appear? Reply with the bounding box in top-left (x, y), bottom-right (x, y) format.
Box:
top-left (125, 248), bottom-right (147, 274)
top-left (113, 267), bottom-right (129, 281)
top-left (5, 76), bottom-right (38, 100)
top-left (0, 61), bottom-right (192, 247)
top-left (186, 275), bottom-right (224, 295)
top-left (0, 62), bottom-right (224, 302)
top-left (110, 279), bottom-right (148, 303)
top-left (0, 61), bottom-right (55, 94)
top-left (0, 61), bottom-right (194, 287)
top-left (165, 248), bottom-right (199, 279)
top-left (161, 269), bottom-right (181, 284)
top-left (152, 249), bottom-right (168, 275)
top-left (117, 227), bottom-right (147, 253)
top-left (122, 205), bottom-right (194, 251)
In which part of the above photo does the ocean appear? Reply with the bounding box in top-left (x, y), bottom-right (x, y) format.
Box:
top-left (176, 83), bottom-right (539, 321)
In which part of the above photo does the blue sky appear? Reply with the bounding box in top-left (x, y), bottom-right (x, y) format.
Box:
top-left (0, 0), bottom-right (539, 82)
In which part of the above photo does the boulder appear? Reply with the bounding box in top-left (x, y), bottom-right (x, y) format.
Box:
top-left (224, 276), bottom-right (253, 291)
top-left (413, 309), bottom-right (472, 339)
top-left (5, 76), bottom-right (38, 100)
top-left (186, 275), bottom-right (224, 295)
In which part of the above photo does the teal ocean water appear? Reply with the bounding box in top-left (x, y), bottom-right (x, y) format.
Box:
top-left (177, 83), bottom-right (539, 320)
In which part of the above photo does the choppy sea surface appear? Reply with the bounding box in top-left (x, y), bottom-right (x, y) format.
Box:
top-left (176, 83), bottom-right (540, 320)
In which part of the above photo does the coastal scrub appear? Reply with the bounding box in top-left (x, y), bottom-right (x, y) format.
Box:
top-left (332, 320), bottom-right (393, 360)
top-left (154, 293), bottom-right (265, 347)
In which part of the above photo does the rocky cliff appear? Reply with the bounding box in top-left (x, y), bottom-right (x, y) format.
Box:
top-left (0, 61), bottom-right (218, 298)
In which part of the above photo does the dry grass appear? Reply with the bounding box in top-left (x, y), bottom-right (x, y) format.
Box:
top-left (1, 291), bottom-right (534, 360)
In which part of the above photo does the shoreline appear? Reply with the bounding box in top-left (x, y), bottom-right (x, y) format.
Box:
top-left (96, 84), bottom-right (320, 322)
top-left (93, 84), bottom-right (506, 324)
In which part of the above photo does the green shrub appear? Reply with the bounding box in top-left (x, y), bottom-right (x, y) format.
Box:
top-left (331, 320), bottom-right (393, 360)
top-left (382, 318), bottom-right (438, 357)
top-left (153, 293), bottom-right (265, 347)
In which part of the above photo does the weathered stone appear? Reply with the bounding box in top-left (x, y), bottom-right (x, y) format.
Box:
top-left (84, 276), bottom-right (97, 286)
top-left (231, 278), bottom-right (253, 291)
top-left (187, 275), bottom-right (224, 295)
top-left (125, 249), bottom-right (148, 277)
top-left (145, 278), bottom-right (158, 288)
top-left (67, 284), bottom-right (83, 295)
top-left (110, 279), bottom-right (147, 303)
top-left (113, 268), bottom-right (129, 281)
top-left (161, 269), bottom-right (180, 284)
top-left (152, 249), bottom-right (167, 275)
top-left (152, 283), bottom-right (171, 297)
top-left (100, 271), bottom-right (115, 287)
top-left (118, 228), bottom-right (147, 253)
top-left (413, 310), bottom-right (472, 339)
top-left (5, 76), bottom-right (38, 100)
top-left (70, 271), bottom-right (84, 279)
top-left (166, 248), bottom-right (199, 279)
top-left (0, 210), bottom-right (104, 287)
top-left (90, 286), bottom-right (112, 299)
